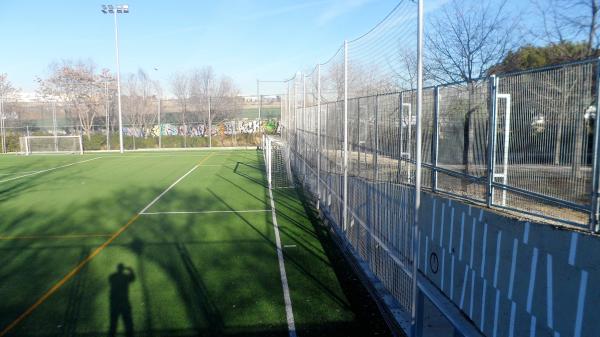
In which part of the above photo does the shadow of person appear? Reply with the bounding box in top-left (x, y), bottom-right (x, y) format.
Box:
top-left (108, 263), bottom-right (135, 337)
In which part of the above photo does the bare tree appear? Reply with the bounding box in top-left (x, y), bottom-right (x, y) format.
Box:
top-left (323, 59), bottom-right (380, 101)
top-left (124, 69), bottom-right (160, 140)
top-left (209, 75), bottom-right (240, 131)
top-left (528, 1), bottom-right (599, 177)
top-left (426, 0), bottom-right (517, 186)
top-left (426, 0), bottom-right (517, 83)
top-left (190, 66), bottom-right (215, 98)
top-left (188, 66), bottom-right (216, 124)
top-left (170, 71), bottom-right (191, 125)
top-left (37, 60), bottom-right (112, 139)
top-left (533, 0), bottom-right (600, 56)
top-left (0, 73), bottom-right (19, 152)
top-left (170, 68), bottom-right (239, 146)
top-left (187, 69), bottom-right (239, 121)
top-left (0, 73), bottom-right (19, 100)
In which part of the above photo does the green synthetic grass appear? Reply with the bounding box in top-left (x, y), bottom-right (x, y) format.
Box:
top-left (0, 150), bottom-right (392, 337)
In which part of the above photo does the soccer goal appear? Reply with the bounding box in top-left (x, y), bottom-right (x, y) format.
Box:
top-left (263, 135), bottom-right (293, 189)
top-left (20, 135), bottom-right (84, 155)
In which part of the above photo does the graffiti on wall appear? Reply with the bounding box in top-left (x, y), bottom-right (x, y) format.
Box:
top-left (122, 119), bottom-right (278, 137)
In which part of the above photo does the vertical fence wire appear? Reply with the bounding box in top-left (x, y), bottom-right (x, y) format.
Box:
top-left (281, 0), bottom-right (419, 314)
top-left (276, 8), bottom-right (600, 336)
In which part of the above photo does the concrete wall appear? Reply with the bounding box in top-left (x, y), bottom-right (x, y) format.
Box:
top-left (417, 192), bottom-right (599, 337)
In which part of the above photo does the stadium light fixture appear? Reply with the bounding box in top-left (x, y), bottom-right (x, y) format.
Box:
top-left (101, 4), bottom-right (129, 153)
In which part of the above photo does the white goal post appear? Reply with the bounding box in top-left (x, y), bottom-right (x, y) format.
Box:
top-left (19, 135), bottom-right (84, 155)
top-left (263, 135), bottom-right (293, 189)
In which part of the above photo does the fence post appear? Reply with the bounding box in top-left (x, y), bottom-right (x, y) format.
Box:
top-left (431, 86), bottom-right (439, 192)
top-left (317, 64), bottom-right (322, 208)
top-left (374, 95), bottom-right (379, 181)
top-left (343, 40), bottom-right (349, 232)
top-left (302, 73), bottom-right (307, 180)
top-left (357, 98), bottom-right (361, 173)
top-left (157, 99), bottom-right (162, 149)
top-left (287, 82), bottom-right (291, 145)
top-left (487, 75), bottom-right (499, 208)
top-left (293, 77), bottom-right (298, 158)
top-left (398, 92), bottom-right (404, 181)
top-left (279, 90), bottom-right (283, 145)
top-left (257, 80), bottom-right (261, 120)
top-left (411, 0), bottom-right (424, 335)
top-left (208, 96), bottom-right (212, 148)
top-left (0, 94), bottom-right (5, 153)
top-left (590, 58), bottom-right (600, 232)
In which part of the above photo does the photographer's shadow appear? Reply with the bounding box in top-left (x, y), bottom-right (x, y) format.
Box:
top-left (108, 263), bottom-right (135, 337)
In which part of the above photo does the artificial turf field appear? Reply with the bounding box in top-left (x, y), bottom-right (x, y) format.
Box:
top-left (0, 150), bottom-right (392, 337)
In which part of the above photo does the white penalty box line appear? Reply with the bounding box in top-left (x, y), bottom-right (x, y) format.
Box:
top-left (140, 209), bottom-right (272, 215)
top-left (0, 157), bottom-right (102, 184)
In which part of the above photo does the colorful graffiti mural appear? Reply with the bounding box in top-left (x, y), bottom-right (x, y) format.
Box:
top-left (122, 119), bottom-right (278, 137)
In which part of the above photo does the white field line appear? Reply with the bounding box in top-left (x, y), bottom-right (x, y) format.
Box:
top-left (0, 170), bottom-right (42, 176)
top-left (0, 158), bottom-right (206, 336)
top-left (0, 157), bottom-right (102, 184)
top-left (268, 182), bottom-right (296, 337)
top-left (141, 209), bottom-right (271, 215)
top-left (85, 146), bottom-right (255, 153)
top-left (195, 164), bottom-right (237, 167)
top-left (102, 155), bottom-right (214, 158)
top-left (139, 164), bottom-right (202, 214)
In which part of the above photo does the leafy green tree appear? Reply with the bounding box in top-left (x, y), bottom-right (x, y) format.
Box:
top-left (490, 42), bottom-right (597, 74)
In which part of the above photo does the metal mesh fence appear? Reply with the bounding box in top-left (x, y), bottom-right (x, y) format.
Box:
top-left (283, 57), bottom-right (600, 229)
top-left (284, 58), bottom-right (598, 226)
top-left (284, 55), bottom-right (598, 226)
top-left (0, 96), bottom-right (281, 152)
top-left (494, 62), bottom-right (595, 222)
top-left (276, 8), bottom-right (600, 332)
top-left (281, 0), bottom-right (419, 316)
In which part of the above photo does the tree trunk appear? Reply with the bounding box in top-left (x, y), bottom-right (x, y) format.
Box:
top-left (553, 116), bottom-right (563, 165)
top-left (462, 82), bottom-right (476, 193)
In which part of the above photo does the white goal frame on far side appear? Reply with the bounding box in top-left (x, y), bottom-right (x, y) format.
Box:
top-left (19, 135), bottom-right (84, 155)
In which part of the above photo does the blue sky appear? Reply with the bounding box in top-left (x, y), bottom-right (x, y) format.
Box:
top-left (0, 0), bottom-right (409, 95)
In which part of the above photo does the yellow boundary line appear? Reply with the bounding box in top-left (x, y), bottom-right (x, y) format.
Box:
top-left (0, 153), bottom-right (214, 336)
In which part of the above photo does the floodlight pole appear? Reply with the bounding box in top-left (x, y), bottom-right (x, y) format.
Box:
top-left (113, 10), bottom-right (125, 153)
top-left (102, 4), bottom-right (127, 153)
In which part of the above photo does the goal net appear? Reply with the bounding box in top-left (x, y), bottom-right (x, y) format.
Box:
top-left (20, 135), bottom-right (84, 155)
top-left (263, 136), bottom-right (293, 189)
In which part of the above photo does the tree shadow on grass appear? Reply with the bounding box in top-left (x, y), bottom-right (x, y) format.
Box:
top-left (288, 184), bottom-right (396, 337)
top-left (252, 150), bottom-right (395, 337)
top-left (232, 161), bottom-right (268, 188)
top-left (0, 157), bottom-right (393, 337)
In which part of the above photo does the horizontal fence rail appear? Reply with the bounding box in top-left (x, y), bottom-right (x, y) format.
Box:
top-left (283, 57), bottom-right (600, 231)
top-left (274, 1), bottom-right (599, 336)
